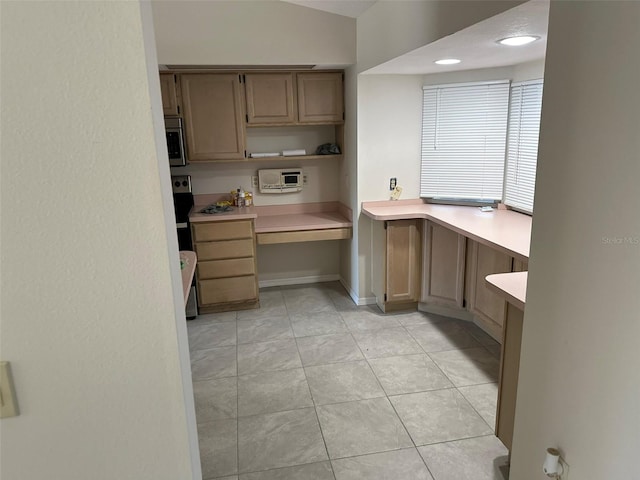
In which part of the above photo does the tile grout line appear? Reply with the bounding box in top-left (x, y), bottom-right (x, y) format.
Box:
top-left (235, 309), bottom-right (239, 478)
top-left (284, 288), bottom-right (338, 480)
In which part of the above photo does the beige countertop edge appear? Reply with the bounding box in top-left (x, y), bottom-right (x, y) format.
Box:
top-left (189, 205), bottom-right (352, 233)
top-left (189, 206), bottom-right (258, 223)
top-left (361, 202), bottom-right (530, 262)
top-left (485, 271), bottom-right (527, 311)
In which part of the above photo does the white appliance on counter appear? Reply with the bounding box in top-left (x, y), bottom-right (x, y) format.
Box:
top-left (258, 168), bottom-right (303, 193)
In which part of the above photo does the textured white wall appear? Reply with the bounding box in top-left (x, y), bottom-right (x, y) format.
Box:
top-left (421, 60), bottom-right (544, 87)
top-left (177, 157), bottom-right (340, 206)
top-left (0, 2), bottom-right (196, 479)
top-left (339, 66), bottom-right (359, 298)
top-left (510, 2), bottom-right (640, 478)
top-left (152, 0), bottom-right (356, 66)
top-left (358, 75), bottom-right (424, 203)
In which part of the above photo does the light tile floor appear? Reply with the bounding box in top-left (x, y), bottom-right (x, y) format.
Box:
top-left (188, 282), bottom-right (509, 480)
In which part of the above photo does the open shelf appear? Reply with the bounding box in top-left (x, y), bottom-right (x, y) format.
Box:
top-left (247, 154), bottom-right (342, 162)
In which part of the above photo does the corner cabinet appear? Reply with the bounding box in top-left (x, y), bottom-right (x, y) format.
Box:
top-left (191, 219), bottom-right (259, 313)
top-left (180, 73), bottom-right (246, 162)
top-left (372, 219), bottom-right (422, 313)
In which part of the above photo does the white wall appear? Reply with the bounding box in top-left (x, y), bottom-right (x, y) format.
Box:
top-left (353, 74), bottom-right (424, 299)
top-left (257, 242), bottom-right (340, 285)
top-left (357, 0), bottom-right (525, 73)
top-left (358, 75), bottom-right (424, 202)
top-left (510, 2), bottom-right (640, 479)
top-left (0, 2), bottom-right (197, 479)
top-left (176, 157), bottom-right (340, 206)
top-left (422, 59), bottom-right (544, 86)
top-left (339, 66), bottom-right (359, 297)
top-left (152, 0), bottom-right (355, 66)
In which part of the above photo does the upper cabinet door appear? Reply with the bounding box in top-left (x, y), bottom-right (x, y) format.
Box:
top-left (180, 74), bottom-right (246, 161)
top-left (244, 73), bottom-right (295, 125)
top-left (296, 72), bottom-right (344, 124)
top-left (159, 73), bottom-right (179, 116)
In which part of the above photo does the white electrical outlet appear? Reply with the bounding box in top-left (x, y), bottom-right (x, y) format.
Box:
top-left (303, 175), bottom-right (308, 185)
top-left (251, 175), bottom-right (258, 188)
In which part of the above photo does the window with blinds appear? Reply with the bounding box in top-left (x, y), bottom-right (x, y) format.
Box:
top-left (503, 80), bottom-right (544, 213)
top-left (420, 80), bottom-right (510, 201)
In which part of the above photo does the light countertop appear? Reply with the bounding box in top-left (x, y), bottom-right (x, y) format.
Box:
top-left (361, 199), bottom-right (531, 261)
top-left (189, 206), bottom-right (258, 223)
top-left (189, 201), bottom-right (352, 234)
top-left (486, 271), bottom-right (528, 310)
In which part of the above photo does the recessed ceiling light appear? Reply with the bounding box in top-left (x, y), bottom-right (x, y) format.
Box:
top-left (497, 35), bottom-right (540, 46)
top-left (434, 58), bottom-right (461, 65)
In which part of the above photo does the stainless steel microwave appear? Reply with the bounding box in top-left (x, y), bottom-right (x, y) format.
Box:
top-left (165, 117), bottom-right (187, 167)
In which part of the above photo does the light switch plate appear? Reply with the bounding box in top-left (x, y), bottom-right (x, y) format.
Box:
top-left (0, 361), bottom-right (19, 418)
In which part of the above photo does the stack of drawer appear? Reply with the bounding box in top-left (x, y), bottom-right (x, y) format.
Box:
top-left (191, 219), bottom-right (259, 313)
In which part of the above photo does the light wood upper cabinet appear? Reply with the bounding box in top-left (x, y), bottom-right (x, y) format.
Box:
top-left (244, 73), bottom-right (295, 125)
top-left (296, 72), bottom-right (344, 124)
top-left (421, 221), bottom-right (466, 308)
top-left (159, 73), bottom-right (179, 116)
top-left (467, 241), bottom-right (513, 340)
top-left (180, 73), bottom-right (246, 161)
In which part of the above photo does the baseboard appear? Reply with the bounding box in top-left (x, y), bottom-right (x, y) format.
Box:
top-left (258, 274), bottom-right (340, 289)
top-left (338, 277), bottom-right (377, 306)
top-left (257, 275), bottom-right (377, 307)
top-left (418, 302), bottom-right (474, 322)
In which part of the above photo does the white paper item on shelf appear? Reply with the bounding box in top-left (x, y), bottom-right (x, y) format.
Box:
top-left (282, 149), bottom-right (306, 157)
top-left (250, 152), bottom-right (281, 158)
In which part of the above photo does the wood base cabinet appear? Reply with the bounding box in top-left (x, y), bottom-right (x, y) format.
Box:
top-left (421, 221), bottom-right (466, 309)
top-left (191, 220), bottom-right (259, 313)
top-left (496, 303), bottom-right (524, 450)
top-left (466, 241), bottom-right (513, 341)
top-left (372, 219), bottom-right (422, 313)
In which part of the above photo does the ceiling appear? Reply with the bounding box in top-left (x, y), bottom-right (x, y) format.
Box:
top-left (280, 0), bottom-right (376, 18)
top-left (270, 1), bottom-right (549, 75)
top-left (365, 0), bottom-right (549, 75)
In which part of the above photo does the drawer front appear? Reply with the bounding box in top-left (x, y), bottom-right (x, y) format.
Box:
top-left (195, 238), bottom-right (255, 261)
top-left (198, 276), bottom-right (258, 305)
top-left (198, 258), bottom-right (256, 280)
top-left (193, 220), bottom-right (253, 242)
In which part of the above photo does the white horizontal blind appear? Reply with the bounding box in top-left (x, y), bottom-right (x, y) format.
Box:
top-left (421, 81), bottom-right (510, 201)
top-left (504, 80), bottom-right (544, 213)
